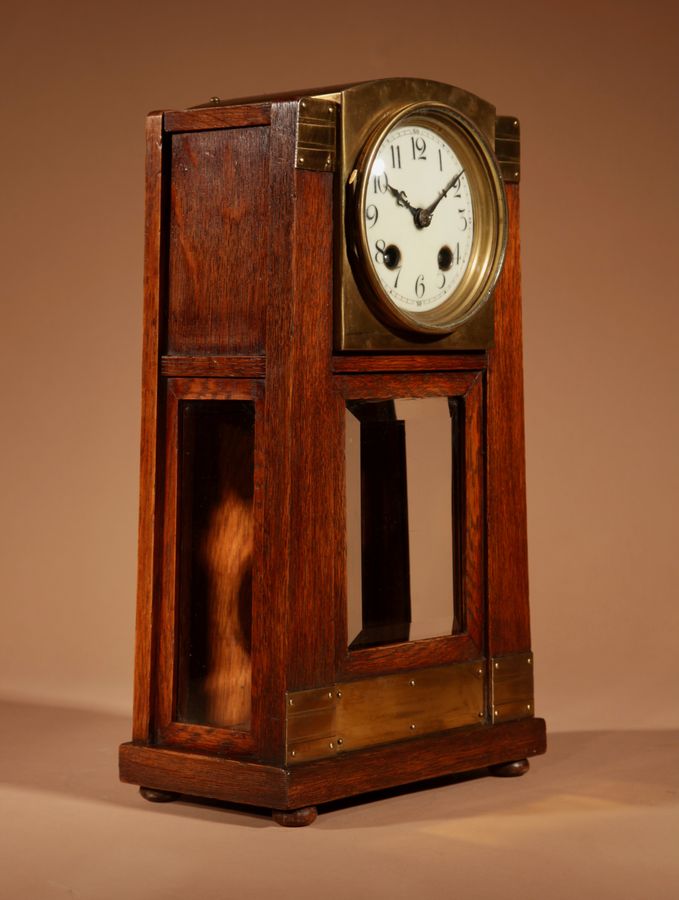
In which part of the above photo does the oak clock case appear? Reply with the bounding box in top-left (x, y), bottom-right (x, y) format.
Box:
top-left (118, 78), bottom-right (545, 828)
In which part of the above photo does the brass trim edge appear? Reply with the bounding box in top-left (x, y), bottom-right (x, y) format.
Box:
top-left (495, 116), bottom-right (520, 183)
top-left (491, 651), bottom-right (534, 722)
top-left (286, 660), bottom-right (485, 765)
top-left (295, 97), bottom-right (337, 172)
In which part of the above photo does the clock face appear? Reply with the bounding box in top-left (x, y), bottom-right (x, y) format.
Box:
top-left (350, 105), bottom-right (507, 336)
top-left (364, 124), bottom-right (474, 313)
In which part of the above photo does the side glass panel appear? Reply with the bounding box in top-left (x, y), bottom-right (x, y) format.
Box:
top-left (346, 397), bottom-right (464, 649)
top-left (175, 400), bottom-right (255, 730)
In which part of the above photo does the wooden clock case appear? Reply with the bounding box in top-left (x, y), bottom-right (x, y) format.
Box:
top-left (118, 78), bottom-right (546, 826)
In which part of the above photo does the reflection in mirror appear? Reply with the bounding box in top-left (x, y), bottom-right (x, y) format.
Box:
top-left (346, 397), bottom-right (464, 649)
top-left (175, 400), bottom-right (254, 730)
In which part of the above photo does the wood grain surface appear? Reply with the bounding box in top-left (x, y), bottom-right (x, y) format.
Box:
top-left (166, 126), bottom-right (270, 356)
top-left (131, 113), bottom-right (164, 743)
top-left (122, 96), bottom-right (543, 812)
top-left (486, 186), bottom-right (532, 655)
top-left (120, 716), bottom-right (546, 810)
top-left (164, 104), bottom-right (271, 133)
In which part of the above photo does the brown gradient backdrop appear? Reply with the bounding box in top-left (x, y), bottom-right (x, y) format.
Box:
top-left (1, 0), bottom-right (677, 734)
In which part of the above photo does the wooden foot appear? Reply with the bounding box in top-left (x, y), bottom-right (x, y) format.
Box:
top-left (140, 786), bottom-right (179, 803)
top-left (489, 758), bottom-right (530, 777)
top-left (272, 806), bottom-right (318, 827)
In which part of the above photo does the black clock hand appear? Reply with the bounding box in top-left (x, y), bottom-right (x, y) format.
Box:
top-left (416, 169), bottom-right (464, 228)
top-left (384, 176), bottom-right (419, 221)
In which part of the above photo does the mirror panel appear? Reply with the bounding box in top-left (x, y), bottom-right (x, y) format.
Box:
top-left (346, 396), bottom-right (464, 650)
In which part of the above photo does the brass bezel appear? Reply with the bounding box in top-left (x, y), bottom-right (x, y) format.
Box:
top-left (349, 101), bottom-right (507, 336)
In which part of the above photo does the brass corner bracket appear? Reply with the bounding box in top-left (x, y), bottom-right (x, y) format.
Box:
top-left (491, 651), bottom-right (534, 722)
top-left (495, 116), bottom-right (520, 183)
top-left (295, 96), bottom-right (337, 172)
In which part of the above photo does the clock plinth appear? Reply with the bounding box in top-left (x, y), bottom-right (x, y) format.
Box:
top-left (119, 79), bottom-right (545, 825)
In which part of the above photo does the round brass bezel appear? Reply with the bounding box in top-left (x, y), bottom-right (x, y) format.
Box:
top-left (349, 101), bottom-right (508, 336)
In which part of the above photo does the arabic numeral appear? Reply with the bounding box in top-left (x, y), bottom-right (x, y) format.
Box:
top-left (411, 136), bottom-right (427, 160)
top-left (366, 204), bottom-right (379, 228)
top-left (458, 209), bottom-right (468, 231)
top-left (438, 148), bottom-right (443, 171)
top-left (415, 274), bottom-right (425, 298)
top-left (437, 271), bottom-right (446, 289)
top-left (373, 172), bottom-right (388, 194)
top-left (374, 239), bottom-right (387, 264)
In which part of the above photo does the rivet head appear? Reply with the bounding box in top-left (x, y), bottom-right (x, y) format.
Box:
top-left (408, 679), bottom-right (416, 687)
top-left (337, 738), bottom-right (343, 746)
top-left (476, 668), bottom-right (483, 676)
top-left (478, 711), bottom-right (485, 718)
top-left (288, 698), bottom-right (294, 706)
top-left (494, 662), bottom-right (500, 669)
top-left (493, 709), bottom-right (499, 717)
top-left (290, 750), bottom-right (296, 757)
top-left (301, 100), bottom-right (306, 109)
top-left (526, 703), bottom-right (532, 711)
top-left (298, 156), bottom-right (304, 164)
top-left (328, 105), bottom-right (333, 113)
top-left (329, 742), bottom-right (334, 750)
top-left (336, 690), bottom-right (342, 699)
top-left (409, 723), bottom-right (416, 730)
top-left (327, 692), bottom-right (333, 699)
top-left (209, 96), bottom-right (220, 104)
top-left (527, 657), bottom-right (532, 665)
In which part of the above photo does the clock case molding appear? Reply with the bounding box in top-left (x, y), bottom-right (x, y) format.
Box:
top-left (118, 78), bottom-right (545, 821)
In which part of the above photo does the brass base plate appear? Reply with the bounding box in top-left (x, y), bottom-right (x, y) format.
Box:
top-left (286, 660), bottom-right (485, 765)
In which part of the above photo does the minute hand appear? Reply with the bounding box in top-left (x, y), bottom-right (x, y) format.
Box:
top-left (416, 169), bottom-right (464, 228)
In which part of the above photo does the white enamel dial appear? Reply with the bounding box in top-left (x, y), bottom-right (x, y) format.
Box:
top-left (364, 123), bottom-right (474, 312)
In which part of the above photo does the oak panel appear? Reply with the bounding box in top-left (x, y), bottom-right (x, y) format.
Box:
top-left (164, 104), bottom-right (271, 133)
top-left (166, 126), bottom-right (270, 356)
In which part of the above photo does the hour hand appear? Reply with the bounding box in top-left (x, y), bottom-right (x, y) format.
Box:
top-left (385, 177), bottom-right (418, 220)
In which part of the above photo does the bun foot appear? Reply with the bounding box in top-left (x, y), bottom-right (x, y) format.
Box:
top-left (489, 758), bottom-right (530, 777)
top-left (140, 786), bottom-right (179, 803)
top-left (272, 806), bottom-right (318, 827)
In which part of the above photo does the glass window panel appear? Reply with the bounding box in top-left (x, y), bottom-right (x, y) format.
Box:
top-left (346, 396), bottom-right (464, 649)
top-left (175, 400), bottom-right (254, 730)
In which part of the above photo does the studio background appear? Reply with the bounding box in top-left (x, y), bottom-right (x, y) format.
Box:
top-left (1, 1), bottom-right (677, 898)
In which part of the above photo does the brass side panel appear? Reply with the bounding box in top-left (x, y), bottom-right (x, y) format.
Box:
top-left (286, 661), bottom-right (485, 765)
top-left (491, 652), bottom-right (534, 722)
top-left (495, 116), bottom-right (520, 183)
top-left (295, 97), bottom-right (337, 172)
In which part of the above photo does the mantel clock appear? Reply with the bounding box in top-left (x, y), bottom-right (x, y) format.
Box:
top-left (119, 78), bottom-right (546, 826)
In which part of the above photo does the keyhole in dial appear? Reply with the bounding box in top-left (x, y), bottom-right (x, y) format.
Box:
top-left (383, 244), bottom-right (401, 270)
top-left (438, 245), bottom-right (453, 271)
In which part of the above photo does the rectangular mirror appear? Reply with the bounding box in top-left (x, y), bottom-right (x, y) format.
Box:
top-left (346, 397), bottom-right (464, 649)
